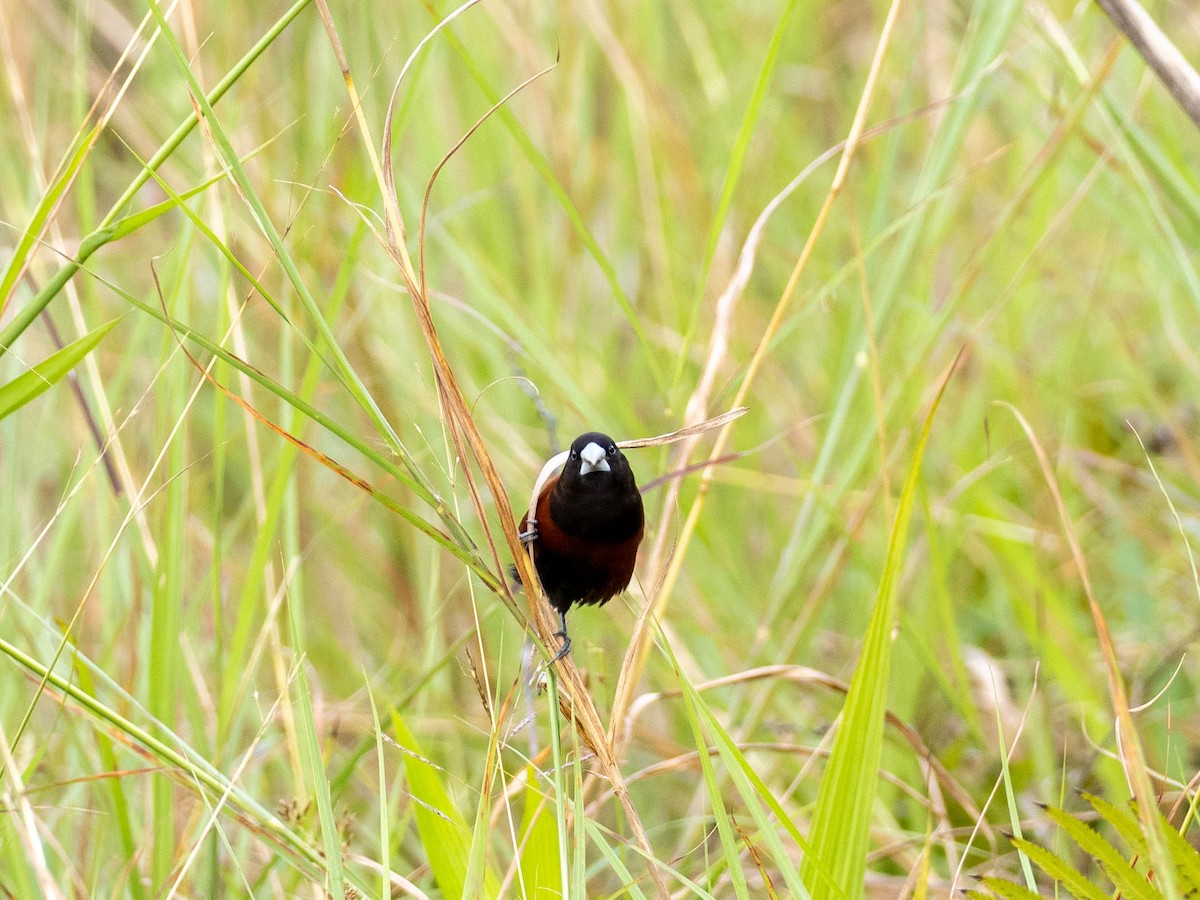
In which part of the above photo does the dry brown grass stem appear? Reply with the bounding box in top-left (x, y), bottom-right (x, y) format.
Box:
top-left (609, 0), bottom-right (907, 748)
top-left (620, 663), bottom-right (986, 832)
top-left (315, 3), bottom-right (670, 893)
top-left (996, 402), bottom-right (1175, 891)
top-left (616, 407), bottom-right (749, 450)
top-left (1094, 0), bottom-right (1200, 130)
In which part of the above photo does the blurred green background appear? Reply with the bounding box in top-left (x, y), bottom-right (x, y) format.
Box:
top-left (2, 0), bottom-right (1199, 895)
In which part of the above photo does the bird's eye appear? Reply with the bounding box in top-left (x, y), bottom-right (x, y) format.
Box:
top-left (570, 449), bottom-right (578, 459)
top-left (607, 445), bottom-right (617, 456)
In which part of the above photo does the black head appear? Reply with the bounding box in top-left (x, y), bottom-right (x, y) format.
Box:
top-left (559, 432), bottom-right (635, 490)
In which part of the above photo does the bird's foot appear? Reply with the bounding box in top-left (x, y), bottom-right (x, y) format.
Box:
top-left (548, 631), bottom-right (572, 665)
top-left (519, 520), bottom-right (539, 545)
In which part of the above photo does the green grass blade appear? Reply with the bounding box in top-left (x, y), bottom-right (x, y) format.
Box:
top-left (659, 619), bottom-right (823, 897)
top-left (662, 639), bottom-right (827, 896)
top-left (584, 820), bottom-right (649, 900)
top-left (768, 0), bottom-right (1022, 607)
top-left (149, 245), bottom-right (193, 887)
top-left (391, 712), bottom-right (497, 899)
top-left (586, 819), bottom-right (714, 900)
top-left (0, 124), bottom-right (97, 314)
top-left (141, 0), bottom-right (518, 568)
top-left (992, 689), bottom-right (1035, 891)
top-left (71, 660), bottom-right (144, 899)
top-left (517, 765), bottom-right (562, 899)
top-left (0, 635), bottom-right (358, 891)
top-left (973, 877), bottom-right (1046, 900)
top-left (1113, 116), bottom-right (1200, 237)
top-left (464, 721), bottom-right (503, 898)
top-left (0, 0), bottom-right (311, 363)
top-left (684, 677), bottom-right (824, 899)
top-left (1158, 810), bottom-right (1200, 894)
top-left (365, 677), bottom-right (391, 900)
top-left (144, 0), bottom-right (486, 564)
top-left (677, 670), bottom-right (751, 898)
top-left (1010, 837), bottom-right (1109, 900)
top-left (91, 273), bottom-right (495, 587)
top-left (675, 0), bottom-right (799, 376)
top-left (0, 318), bottom-right (117, 420)
top-left (1082, 792), bottom-right (1150, 861)
top-left (1042, 805), bottom-right (1158, 900)
top-left (106, 170), bottom-right (234, 241)
top-left (570, 746), bottom-right (587, 900)
top-left (544, 668), bottom-right (573, 897)
top-left (436, 23), bottom-right (665, 392)
top-left (285, 600), bottom-right (346, 894)
top-left (801, 361), bottom-right (956, 898)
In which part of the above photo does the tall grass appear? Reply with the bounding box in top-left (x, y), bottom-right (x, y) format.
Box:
top-left (2, 0), bottom-right (1199, 896)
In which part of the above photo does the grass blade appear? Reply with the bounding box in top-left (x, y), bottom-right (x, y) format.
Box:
top-left (0, 125), bottom-right (96, 315)
top-left (801, 355), bottom-right (958, 898)
top-left (365, 677), bottom-right (391, 900)
top-left (285, 594), bottom-right (345, 894)
top-left (678, 671), bottom-right (751, 898)
top-left (1009, 837), bottom-right (1109, 900)
top-left (675, 0), bottom-right (799, 376)
top-left (391, 713), bottom-right (497, 899)
top-left (1041, 805), bottom-right (1157, 900)
top-left (974, 877), bottom-right (1048, 900)
top-left (0, 0), bottom-right (311, 363)
top-left (0, 318), bottom-right (117, 420)
top-left (516, 765), bottom-right (562, 899)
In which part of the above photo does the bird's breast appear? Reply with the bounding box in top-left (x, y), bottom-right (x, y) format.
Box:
top-left (545, 484), bottom-right (643, 543)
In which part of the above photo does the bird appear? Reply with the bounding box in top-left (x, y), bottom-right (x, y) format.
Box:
top-left (514, 431), bottom-right (645, 663)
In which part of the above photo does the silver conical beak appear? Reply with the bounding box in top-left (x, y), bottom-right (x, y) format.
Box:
top-left (579, 441), bottom-right (610, 475)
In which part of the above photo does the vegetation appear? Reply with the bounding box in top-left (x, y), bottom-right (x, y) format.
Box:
top-left (1, 0), bottom-right (1199, 896)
